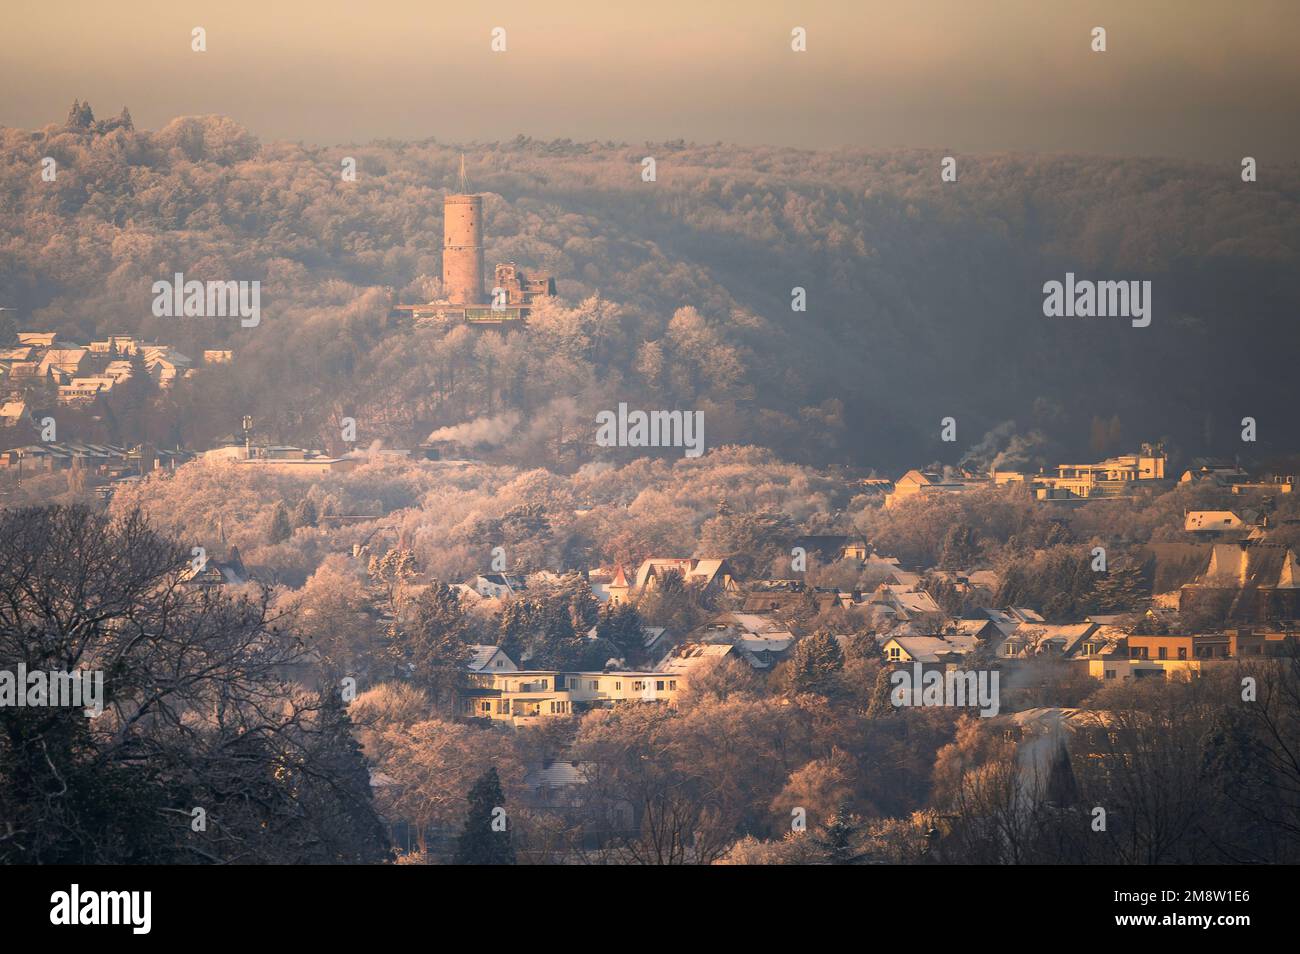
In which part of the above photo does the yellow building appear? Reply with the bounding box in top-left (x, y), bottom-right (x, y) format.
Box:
top-left (463, 661), bottom-right (683, 727)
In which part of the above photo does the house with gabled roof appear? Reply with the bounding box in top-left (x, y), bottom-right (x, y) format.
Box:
top-left (178, 546), bottom-right (248, 588)
top-left (999, 622), bottom-right (1098, 658)
top-left (37, 348), bottom-right (89, 382)
top-left (1179, 542), bottom-right (1300, 622)
top-left (633, 557), bottom-right (739, 595)
top-left (467, 645), bottom-right (518, 675)
top-left (881, 634), bottom-right (980, 664)
top-left (475, 573), bottom-right (526, 598)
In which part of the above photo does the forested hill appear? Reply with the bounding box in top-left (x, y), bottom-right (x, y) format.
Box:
top-left (2, 106), bottom-right (1298, 470)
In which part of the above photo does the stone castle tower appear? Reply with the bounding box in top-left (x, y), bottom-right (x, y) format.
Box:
top-left (442, 157), bottom-right (484, 305)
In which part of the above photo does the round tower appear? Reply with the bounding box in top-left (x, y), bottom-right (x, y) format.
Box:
top-left (443, 194), bottom-right (484, 305)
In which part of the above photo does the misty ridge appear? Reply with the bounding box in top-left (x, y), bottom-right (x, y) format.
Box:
top-left (2, 105), bottom-right (1300, 471)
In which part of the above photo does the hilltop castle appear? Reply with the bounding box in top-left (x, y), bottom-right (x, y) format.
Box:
top-left (392, 159), bottom-right (555, 326)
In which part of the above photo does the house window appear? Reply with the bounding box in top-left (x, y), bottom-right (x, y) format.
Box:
top-left (1158, 647), bottom-right (1167, 660)
top-left (669, 681), bottom-right (677, 690)
top-left (888, 646), bottom-right (901, 660)
top-left (1178, 647), bottom-right (1187, 660)
top-left (615, 681), bottom-right (622, 691)
top-left (656, 680), bottom-right (665, 691)
top-left (1105, 670), bottom-right (1116, 680)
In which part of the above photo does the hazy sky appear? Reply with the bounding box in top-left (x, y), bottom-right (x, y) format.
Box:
top-left (4, 0), bottom-right (1298, 160)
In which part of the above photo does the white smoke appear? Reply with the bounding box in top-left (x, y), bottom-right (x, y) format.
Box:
top-left (426, 411), bottom-right (520, 447)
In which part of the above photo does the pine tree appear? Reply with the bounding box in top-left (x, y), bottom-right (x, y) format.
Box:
top-left (1091, 562), bottom-right (1147, 612)
top-left (595, 600), bottom-right (645, 660)
top-left (303, 693), bottom-right (393, 863)
top-left (66, 99), bottom-right (95, 128)
top-left (406, 582), bottom-right (472, 712)
top-left (268, 502), bottom-right (293, 544)
top-left (785, 629), bottom-right (845, 695)
top-left (866, 664), bottom-right (896, 719)
top-left (939, 524), bottom-right (978, 570)
top-left (293, 497), bottom-right (319, 528)
top-left (815, 805), bottom-right (861, 864)
top-left (453, 768), bottom-right (515, 865)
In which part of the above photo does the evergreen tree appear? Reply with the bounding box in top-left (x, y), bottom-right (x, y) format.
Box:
top-left (866, 664), bottom-right (896, 719)
top-left (293, 497), bottom-right (319, 528)
top-left (65, 99), bottom-right (95, 128)
top-left (301, 692), bottom-right (393, 863)
top-left (785, 629), bottom-right (844, 695)
top-left (453, 768), bottom-right (515, 865)
top-left (0, 310), bottom-right (16, 346)
top-left (268, 501), bottom-right (293, 544)
top-left (496, 598), bottom-right (536, 665)
top-left (939, 524), bottom-right (978, 570)
top-left (556, 571), bottom-right (599, 633)
top-left (1091, 562), bottom-right (1147, 612)
top-left (406, 581), bottom-right (472, 712)
top-left (595, 600), bottom-right (645, 661)
top-left (815, 805), bottom-right (862, 864)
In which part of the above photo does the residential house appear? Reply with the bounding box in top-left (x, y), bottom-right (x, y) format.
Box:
top-left (179, 547), bottom-right (248, 588)
top-left (37, 348), bottom-right (90, 383)
top-left (1000, 622), bottom-right (1098, 658)
top-left (868, 583), bottom-right (944, 628)
top-left (880, 634), bottom-right (981, 664)
top-left (633, 557), bottom-right (739, 595)
top-left (0, 400), bottom-right (31, 428)
top-left (467, 644), bottom-right (519, 675)
top-left (742, 579), bottom-right (808, 613)
top-left (685, 612), bottom-right (797, 669)
top-left (1179, 542), bottom-right (1300, 622)
top-left (1027, 444), bottom-right (1168, 501)
top-left (474, 573), bottom-right (527, 599)
top-left (790, 535), bottom-right (870, 566)
top-left (462, 665), bottom-right (685, 727)
top-left (885, 469), bottom-right (988, 508)
top-left (1185, 509), bottom-right (1262, 537)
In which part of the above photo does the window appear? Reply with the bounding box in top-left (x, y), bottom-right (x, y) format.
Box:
top-left (1105, 670), bottom-right (1116, 680)
top-left (888, 645), bottom-right (901, 660)
top-left (656, 680), bottom-right (665, 691)
top-left (1178, 647), bottom-right (1187, 660)
top-left (1158, 647), bottom-right (1167, 660)
top-left (615, 681), bottom-right (622, 691)
top-left (669, 681), bottom-right (677, 690)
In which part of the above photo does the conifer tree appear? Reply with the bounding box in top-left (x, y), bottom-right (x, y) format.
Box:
top-left (453, 768), bottom-right (515, 865)
top-left (785, 629), bottom-right (844, 695)
top-left (268, 501), bottom-right (293, 544)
